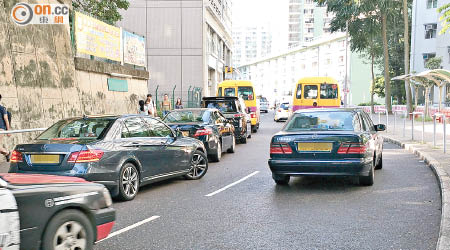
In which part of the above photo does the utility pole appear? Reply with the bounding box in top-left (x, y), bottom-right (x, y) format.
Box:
top-left (344, 21), bottom-right (349, 107)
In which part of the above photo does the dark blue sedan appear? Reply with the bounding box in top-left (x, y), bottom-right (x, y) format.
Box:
top-left (268, 108), bottom-right (385, 186)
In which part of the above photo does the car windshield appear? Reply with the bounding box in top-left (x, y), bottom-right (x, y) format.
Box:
top-left (205, 101), bottom-right (237, 113)
top-left (260, 97), bottom-right (268, 102)
top-left (284, 111), bottom-right (356, 131)
top-left (37, 118), bottom-right (115, 140)
top-left (164, 110), bottom-right (211, 123)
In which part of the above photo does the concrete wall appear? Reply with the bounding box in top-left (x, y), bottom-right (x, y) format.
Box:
top-left (0, 0), bottom-right (149, 158)
top-left (117, 0), bottom-right (204, 104)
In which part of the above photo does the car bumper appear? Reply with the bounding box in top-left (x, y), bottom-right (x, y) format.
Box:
top-left (268, 158), bottom-right (372, 176)
top-left (251, 117), bottom-right (258, 126)
top-left (93, 207), bottom-right (116, 242)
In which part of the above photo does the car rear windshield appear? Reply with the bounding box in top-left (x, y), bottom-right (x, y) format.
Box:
top-left (164, 110), bottom-right (210, 123)
top-left (204, 100), bottom-right (237, 113)
top-left (260, 97), bottom-right (268, 102)
top-left (37, 118), bottom-right (115, 140)
top-left (238, 87), bottom-right (254, 100)
top-left (280, 103), bottom-right (290, 110)
top-left (283, 111), bottom-right (356, 131)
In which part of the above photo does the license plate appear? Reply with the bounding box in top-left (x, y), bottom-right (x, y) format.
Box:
top-left (30, 154), bottom-right (60, 164)
top-left (297, 142), bottom-right (332, 152)
top-left (182, 131), bottom-right (189, 137)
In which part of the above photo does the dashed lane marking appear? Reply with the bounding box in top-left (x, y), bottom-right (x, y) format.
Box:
top-left (205, 171), bottom-right (260, 197)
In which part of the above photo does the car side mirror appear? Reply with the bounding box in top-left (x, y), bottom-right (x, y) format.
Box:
top-left (375, 124), bottom-right (386, 132)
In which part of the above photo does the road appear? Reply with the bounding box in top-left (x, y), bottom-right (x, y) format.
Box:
top-left (95, 111), bottom-right (441, 250)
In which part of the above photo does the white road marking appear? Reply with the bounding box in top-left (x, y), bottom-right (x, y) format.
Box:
top-left (98, 215), bottom-right (160, 242)
top-left (205, 171), bottom-right (260, 197)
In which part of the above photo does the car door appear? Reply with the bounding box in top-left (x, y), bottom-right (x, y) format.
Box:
top-left (361, 112), bottom-right (382, 159)
top-left (143, 117), bottom-right (187, 173)
top-left (217, 111), bottom-right (234, 149)
top-left (121, 117), bottom-right (165, 178)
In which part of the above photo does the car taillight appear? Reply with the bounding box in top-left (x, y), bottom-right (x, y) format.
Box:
top-left (270, 143), bottom-right (293, 154)
top-left (10, 150), bottom-right (23, 163)
top-left (194, 128), bottom-right (213, 137)
top-left (251, 112), bottom-right (257, 118)
top-left (68, 149), bottom-right (104, 163)
top-left (278, 109), bottom-right (282, 112)
top-left (337, 143), bottom-right (367, 154)
top-left (234, 114), bottom-right (241, 118)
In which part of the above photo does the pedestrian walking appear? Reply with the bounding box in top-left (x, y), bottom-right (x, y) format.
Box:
top-left (0, 94), bottom-right (11, 162)
top-left (175, 98), bottom-right (183, 109)
top-left (161, 94), bottom-right (172, 116)
top-left (138, 100), bottom-right (148, 115)
top-left (145, 94), bottom-right (156, 117)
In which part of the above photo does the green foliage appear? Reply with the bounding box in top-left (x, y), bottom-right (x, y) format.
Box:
top-left (372, 76), bottom-right (386, 98)
top-left (72, 0), bottom-right (130, 24)
top-left (425, 57), bottom-right (443, 70)
top-left (358, 101), bottom-right (381, 106)
top-left (438, 3), bottom-right (450, 34)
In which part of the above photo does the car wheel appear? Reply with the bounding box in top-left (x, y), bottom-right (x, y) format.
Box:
top-left (184, 150), bottom-right (208, 180)
top-left (375, 153), bottom-right (383, 170)
top-left (227, 136), bottom-right (236, 153)
top-left (252, 126), bottom-right (257, 133)
top-left (240, 135), bottom-right (247, 144)
top-left (359, 164), bottom-right (374, 186)
top-left (42, 209), bottom-right (94, 250)
top-left (273, 173), bottom-right (290, 185)
top-left (210, 141), bottom-right (222, 162)
top-left (247, 124), bottom-right (252, 138)
top-left (117, 163), bottom-right (139, 201)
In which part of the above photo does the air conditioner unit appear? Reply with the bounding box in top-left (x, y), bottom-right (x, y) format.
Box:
top-left (426, 24), bottom-right (434, 30)
top-left (423, 54), bottom-right (429, 60)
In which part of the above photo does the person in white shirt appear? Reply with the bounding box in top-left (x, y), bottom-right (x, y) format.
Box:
top-left (145, 94), bottom-right (156, 117)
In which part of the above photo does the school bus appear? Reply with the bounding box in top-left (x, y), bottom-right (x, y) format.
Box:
top-left (217, 80), bottom-right (260, 133)
top-left (292, 77), bottom-right (341, 112)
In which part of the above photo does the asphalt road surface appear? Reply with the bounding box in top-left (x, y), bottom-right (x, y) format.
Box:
top-left (95, 111), bottom-right (441, 250)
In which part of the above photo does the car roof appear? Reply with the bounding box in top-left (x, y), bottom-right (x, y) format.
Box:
top-left (294, 108), bottom-right (361, 114)
top-left (203, 96), bottom-right (238, 100)
top-left (169, 108), bottom-right (216, 112)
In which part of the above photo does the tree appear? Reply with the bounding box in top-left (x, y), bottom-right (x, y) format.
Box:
top-left (402, 0), bottom-right (413, 113)
top-left (72, 0), bottom-right (130, 24)
top-left (438, 3), bottom-right (450, 34)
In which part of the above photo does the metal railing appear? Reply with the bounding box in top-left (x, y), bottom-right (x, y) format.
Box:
top-left (0, 128), bottom-right (47, 135)
top-left (410, 112), bottom-right (424, 143)
top-left (375, 109), bottom-right (388, 132)
top-left (433, 113), bottom-right (447, 153)
top-left (393, 110), bottom-right (407, 137)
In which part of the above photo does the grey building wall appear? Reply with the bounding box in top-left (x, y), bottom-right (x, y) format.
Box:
top-left (118, 0), bottom-right (204, 105)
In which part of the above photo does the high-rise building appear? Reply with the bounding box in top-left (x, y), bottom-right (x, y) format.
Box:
top-left (288, 0), bottom-right (333, 48)
top-left (117, 0), bottom-right (233, 101)
top-left (232, 25), bottom-right (272, 67)
top-left (411, 0), bottom-right (450, 104)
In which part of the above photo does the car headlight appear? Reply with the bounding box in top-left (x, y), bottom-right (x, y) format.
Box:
top-left (102, 188), bottom-right (113, 207)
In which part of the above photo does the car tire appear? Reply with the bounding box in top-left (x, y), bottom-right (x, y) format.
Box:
top-left (247, 123), bottom-right (252, 138)
top-left (210, 141), bottom-right (222, 162)
top-left (375, 153), bottom-right (383, 170)
top-left (227, 136), bottom-right (236, 153)
top-left (273, 173), bottom-right (290, 185)
top-left (117, 163), bottom-right (140, 201)
top-left (252, 126), bottom-right (258, 133)
top-left (42, 209), bottom-right (94, 250)
top-left (240, 135), bottom-right (247, 144)
top-left (184, 150), bottom-right (208, 180)
top-left (359, 164), bottom-right (374, 186)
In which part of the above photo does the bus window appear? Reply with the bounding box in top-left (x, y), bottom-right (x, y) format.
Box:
top-left (320, 84), bottom-right (338, 99)
top-left (238, 87), bottom-right (254, 100)
top-left (218, 87), bottom-right (223, 97)
top-left (224, 88), bottom-right (236, 97)
top-left (296, 84), bottom-right (302, 99)
top-left (304, 85), bottom-right (318, 99)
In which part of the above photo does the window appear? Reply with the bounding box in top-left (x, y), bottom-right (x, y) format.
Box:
top-left (427, 0), bottom-right (438, 8)
top-left (425, 23), bottom-right (437, 39)
top-left (296, 84), bottom-right (302, 99)
top-left (143, 118), bottom-right (173, 137)
top-left (304, 85), bottom-right (318, 99)
top-left (320, 84), bottom-right (338, 99)
top-left (224, 88), bottom-right (236, 97)
top-left (423, 53), bottom-right (436, 66)
top-left (123, 118), bottom-right (149, 138)
top-left (283, 111), bottom-right (356, 131)
top-left (37, 118), bottom-right (114, 140)
top-left (218, 87), bottom-right (222, 97)
top-left (361, 112), bottom-right (375, 131)
top-left (238, 86), bottom-right (254, 100)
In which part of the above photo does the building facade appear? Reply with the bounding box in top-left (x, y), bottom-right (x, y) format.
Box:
top-left (232, 25), bottom-right (272, 67)
top-left (288, 0), bottom-right (333, 48)
top-left (411, 0), bottom-right (450, 104)
top-left (238, 34), bottom-right (377, 106)
top-left (117, 0), bottom-right (233, 102)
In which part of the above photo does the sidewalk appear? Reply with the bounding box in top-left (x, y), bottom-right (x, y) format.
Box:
top-left (377, 114), bottom-right (450, 250)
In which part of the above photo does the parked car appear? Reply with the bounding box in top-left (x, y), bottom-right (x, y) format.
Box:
top-left (268, 108), bottom-right (385, 186)
top-left (0, 173), bottom-right (115, 250)
top-left (274, 102), bottom-right (290, 122)
top-left (202, 96), bottom-right (251, 143)
top-left (163, 108), bottom-right (235, 162)
top-left (9, 115), bottom-right (208, 201)
top-left (259, 96), bottom-right (270, 113)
